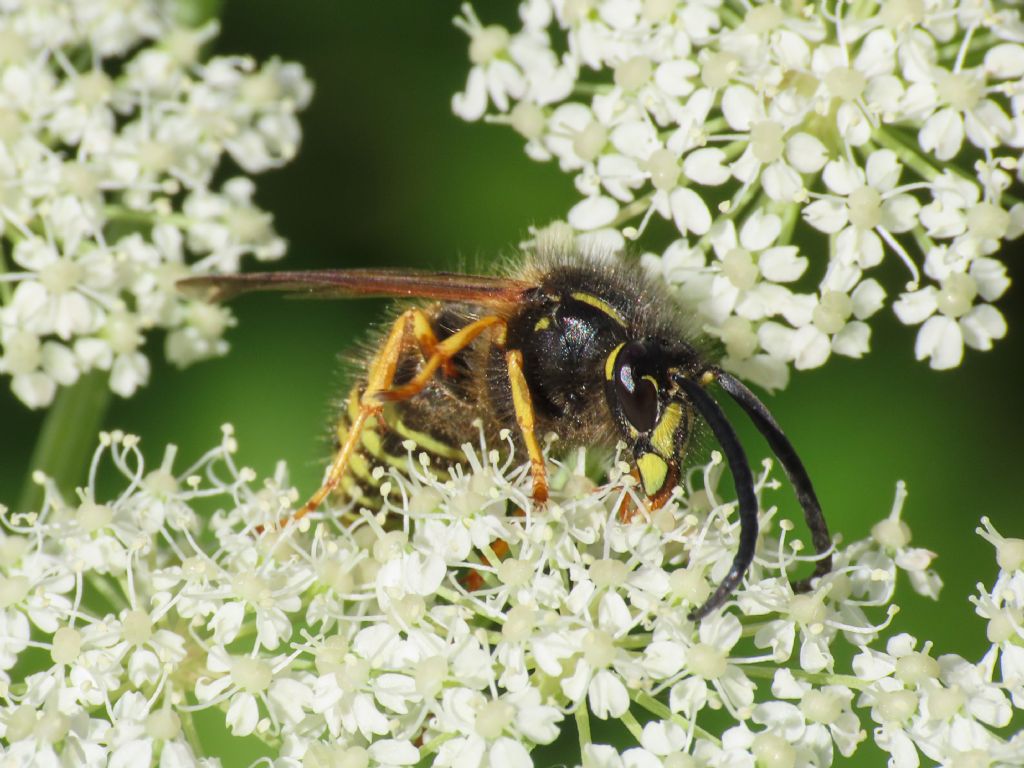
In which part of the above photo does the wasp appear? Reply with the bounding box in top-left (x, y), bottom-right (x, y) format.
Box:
top-left (179, 249), bottom-right (832, 619)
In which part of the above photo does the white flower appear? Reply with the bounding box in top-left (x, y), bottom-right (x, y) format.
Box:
top-left (804, 151), bottom-right (920, 273)
top-left (758, 280), bottom-right (885, 370)
top-left (455, 0), bottom-right (1022, 376)
top-left (1, 424), bottom-right (1020, 765)
top-left (106, 692), bottom-right (198, 768)
top-left (724, 85), bottom-right (828, 203)
top-left (452, 5), bottom-right (526, 121)
top-left (434, 687), bottom-right (561, 767)
top-left (701, 210), bottom-right (809, 326)
top-left (7, 235), bottom-right (113, 341)
top-left (195, 645), bottom-right (307, 737)
top-left (0, 330), bottom-right (78, 408)
top-left (769, 668), bottom-right (865, 759)
top-left (669, 613), bottom-right (756, 718)
top-left (0, 2), bottom-right (310, 409)
top-left (914, 65), bottom-right (1014, 161)
top-left (894, 258), bottom-right (1009, 370)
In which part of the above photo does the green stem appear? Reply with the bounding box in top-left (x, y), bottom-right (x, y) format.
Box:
top-left (632, 690), bottom-right (720, 745)
top-left (620, 709), bottom-right (645, 741)
top-left (742, 664), bottom-right (869, 690)
top-left (871, 127), bottom-right (940, 183)
top-left (848, 0), bottom-right (878, 18)
top-left (575, 705), bottom-right (592, 754)
top-left (102, 204), bottom-right (191, 229)
top-left (936, 31), bottom-right (994, 63)
top-left (572, 82), bottom-right (613, 97)
top-left (719, 4), bottom-right (744, 28)
top-left (610, 194), bottom-right (655, 228)
top-left (619, 634), bottom-right (654, 649)
top-left (910, 225), bottom-right (937, 259)
top-left (170, 0), bottom-right (224, 27)
top-left (84, 573), bottom-right (130, 614)
top-left (774, 200), bottom-right (801, 246)
top-left (18, 371), bottom-right (112, 512)
top-left (178, 707), bottom-right (205, 759)
top-left (418, 731), bottom-right (456, 761)
top-left (703, 117), bottom-right (729, 135)
top-left (870, 129), bottom-right (1024, 208)
top-left (0, 239), bottom-right (12, 304)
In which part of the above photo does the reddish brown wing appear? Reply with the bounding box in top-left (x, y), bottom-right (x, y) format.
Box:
top-left (177, 268), bottom-right (534, 306)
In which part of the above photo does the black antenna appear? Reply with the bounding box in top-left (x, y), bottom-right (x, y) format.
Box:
top-left (712, 369), bottom-right (832, 590)
top-left (674, 376), bottom-right (759, 620)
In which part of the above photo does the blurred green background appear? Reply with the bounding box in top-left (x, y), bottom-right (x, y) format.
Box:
top-left (1, 1), bottom-right (1021, 764)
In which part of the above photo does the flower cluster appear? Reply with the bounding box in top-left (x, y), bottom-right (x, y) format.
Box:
top-left (453, 0), bottom-right (1023, 389)
top-left (1, 428), bottom-right (1019, 766)
top-left (0, 0), bottom-right (312, 408)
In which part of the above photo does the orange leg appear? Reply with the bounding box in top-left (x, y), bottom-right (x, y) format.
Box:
top-left (407, 306), bottom-right (456, 377)
top-left (267, 308), bottom-right (463, 531)
top-left (374, 315), bottom-right (506, 404)
top-left (616, 469), bottom-right (642, 523)
top-left (506, 349), bottom-right (549, 505)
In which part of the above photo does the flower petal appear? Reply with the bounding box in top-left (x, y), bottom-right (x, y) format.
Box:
top-left (915, 315), bottom-right (963, 369)
top-left (568, 195), bottom-right (619, 230)
top-left (669, 187), bottom-right (711, 235)
top-left (919, 108), bottom-right (964, 161)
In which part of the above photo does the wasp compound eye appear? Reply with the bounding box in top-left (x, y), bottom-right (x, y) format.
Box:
top-left (614, 341), bottom-right (658, 432)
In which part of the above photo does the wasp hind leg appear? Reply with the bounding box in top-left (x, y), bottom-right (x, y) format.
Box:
top-left (263, 308), bottom-right (457, 532)
top-left (373, 315), bottom-right (507, 404)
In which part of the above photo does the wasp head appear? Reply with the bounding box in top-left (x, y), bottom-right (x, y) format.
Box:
top-left (603, 339), bottom-right (704, 499)
top-left (604, 336), bottom-right (833, 620)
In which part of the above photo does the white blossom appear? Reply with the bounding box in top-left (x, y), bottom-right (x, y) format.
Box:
top-left (457, 0), bottom-right (1023, 383)
top-left (1, 426), bottom-right (1019, 765)
top-left (0, 0), bottom-right (311, 408)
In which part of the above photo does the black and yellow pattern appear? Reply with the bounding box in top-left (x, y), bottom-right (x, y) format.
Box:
top-left (181, 248), bottom-right (833, 621)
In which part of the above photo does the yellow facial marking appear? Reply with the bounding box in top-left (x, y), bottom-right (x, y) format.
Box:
top-left (637, 452), bottom-right (669, 496)
top-left (571, 292), bottom-right (626, 326)
top-left (605, 343), bottom-right (625, 381)
top-left (534, 316), bottom-right (551, 331)
top-left (651, 401), bottom-right (682, 457)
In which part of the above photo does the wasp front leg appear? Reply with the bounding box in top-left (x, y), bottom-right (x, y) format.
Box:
top-left (506, 349), bottom-right (549, 505)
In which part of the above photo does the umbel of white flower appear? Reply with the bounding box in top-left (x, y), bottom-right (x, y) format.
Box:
top-left (1, 427), bottom-right (1021, 766)
top-left (454, 0), bottom-right (1023, 390)
top-left (0, 1), bottom-right (312, 408)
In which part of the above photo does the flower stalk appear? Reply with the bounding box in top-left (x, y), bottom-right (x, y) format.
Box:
top-left (17, 370), bottom-right (110, 513)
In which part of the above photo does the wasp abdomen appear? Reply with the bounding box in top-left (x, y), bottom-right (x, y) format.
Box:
top-left (333, 384), bottom-right (475, 508)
